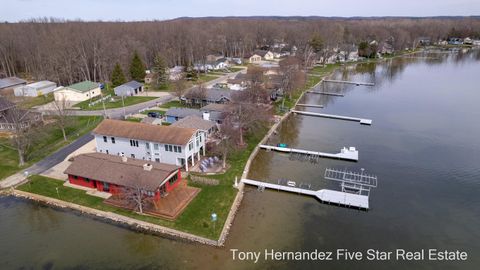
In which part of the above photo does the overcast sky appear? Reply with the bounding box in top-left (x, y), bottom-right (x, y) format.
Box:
top-left (1, 0), bottom-right (479, 22)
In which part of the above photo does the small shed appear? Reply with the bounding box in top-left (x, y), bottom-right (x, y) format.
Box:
top-left (14, 80), bottom-right (57, 97)
top-left (114, 80), bottom-right (144, 96)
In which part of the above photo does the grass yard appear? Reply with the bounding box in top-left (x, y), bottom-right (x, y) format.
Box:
top-left (197, 74), bottom-right (219, 83)
top-left (227, 67), bottom-right (245, 73)
top-left (0, 116), bottom-right (103, 180)
top-left (158, 100), bottom-right (189, 109)
top-left (76, 96), bottom-right (156, 110)
top-left (17, 93), bottom-right (54, 109)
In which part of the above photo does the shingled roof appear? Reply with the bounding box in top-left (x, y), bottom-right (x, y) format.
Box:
top-left (93, 119), bottom-right (197, 145)
top-left (171, 115), bottom-right (216, 131)
top-left (64, 152), bottom-right (179, 191)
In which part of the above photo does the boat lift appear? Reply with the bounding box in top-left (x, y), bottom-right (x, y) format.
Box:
top-left (324, 168), bottom-right (378, 197)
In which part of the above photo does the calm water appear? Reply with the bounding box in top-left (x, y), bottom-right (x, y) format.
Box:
top-left (1, 50), bottom-right (480, 270)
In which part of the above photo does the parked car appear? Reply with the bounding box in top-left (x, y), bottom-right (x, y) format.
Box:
top-left (147, 112), bottom-right (160, 118)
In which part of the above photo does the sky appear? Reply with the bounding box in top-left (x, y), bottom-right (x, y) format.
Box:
top-left (1, 0), bottom-right (479, 22)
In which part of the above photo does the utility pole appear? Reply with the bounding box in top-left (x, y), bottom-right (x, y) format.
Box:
top-left (121, 95), bottom-right (126, 119)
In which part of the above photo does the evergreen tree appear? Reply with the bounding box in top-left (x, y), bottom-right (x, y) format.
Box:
top-left (111, 63), bottom-right (126, 87)
top-left (129, 51), bottom-right (145, 82)
top-left (151, 54), bottom-right (168, 87)
top-left (185, 65), bottom-right (198, 81)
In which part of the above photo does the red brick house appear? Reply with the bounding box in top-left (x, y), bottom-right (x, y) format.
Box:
top-left (64, 152), bottom-right (181, 201)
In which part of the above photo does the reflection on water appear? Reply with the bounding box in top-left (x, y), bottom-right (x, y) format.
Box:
top-left (1, 50), bottom-right (479, 270)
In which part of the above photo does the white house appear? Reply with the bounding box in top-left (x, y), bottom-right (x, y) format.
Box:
top-left (93, 119), bottom-right (206, 172)
top-left (246, 53), bottom-right (262, 63)
top-left (54, 80), bottom-right (101, 102)
top-left (13, 80), bottom-right (57, 97)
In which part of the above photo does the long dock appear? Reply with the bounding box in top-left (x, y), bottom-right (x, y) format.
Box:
top-left (296, 103), bottom-right (324, 108)
top-left (241, 179), bottom-right (369, 209)
top-left (324, 79), bottom-right (375, 86)
top-left (291, 110), bottom-right (372, 125)
top-left (259, 145), bottom-right (358, 161)
top-left (306, 91), bottom-right (344, 97)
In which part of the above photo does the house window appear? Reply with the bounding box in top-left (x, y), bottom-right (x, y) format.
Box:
top-left (111, 137), bottom-right (115, 144)
top-left (196, 138), bottom-right (200, 147)
top-left (173, 146), bottom-right (181, 153)
top-left (85, 178), bottom-right (90, 182)
top-left (130, 140), bottom-right (139, 147)
top-left (103, 136), bottom-right (107, 143)
top-left (189, 142), bottom-right (193, 151)
top-left (165, 145), bottom-right (173, 152)
top-left (146, 142), bottom-right (150, 150)
top-left (168, 173), bottom-right (178, 185)
top-left (106, 150), bottom-right (109, 154)
top-left (154, 144), bottom-right (159, 150)
top-left (199, 135), bottom-right (202, 142)
top-left (73, 175), bottom-right (78, 179)
top-left (131, 154), bottom-right (135, 158)
top-left (155, 158), bottom-right (160, 162)
top-left (103, 182), bottom-right (110, 192)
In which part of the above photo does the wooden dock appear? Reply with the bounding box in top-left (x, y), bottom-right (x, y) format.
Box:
top-left (241, 179), bottom-right (369, 209)
top-left (259, 145), bottom-right (358, 161)
top-left (306, 91), bottom-right (345, 97)
top-left (291, 110), bottom-right (372, 125)
top-left (296, 103), bottom-right (324, 108)
top-left (324, 79), bottom-right (375, 86)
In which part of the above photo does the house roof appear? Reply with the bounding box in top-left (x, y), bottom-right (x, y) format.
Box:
top-left (68, 81), bottom-right (100, 92)
top-left (166, 107), bottom-right (202, 118)
top-left (64, 152), bottom-right (179, 191)
top-left (124, 80), bottom-right (143, 89)
top-left (200, 103), bottom-right (228, 112)
top-left (171, 115), bottom-right (216, 131)
top-left (141, 117), bottom-right (162, 125)
top-left (254, 50), bottom-right (271, 57)
top-left (205, 88), bottom-right (232, 102)
top-left (21, 80), bottom-right (56, 89)
top-left (0, 97), bottom-right (16, 111)
top-left (93, 119), bottom-right (197, 145)
top-left (0, 77), bottom-right (27, 89)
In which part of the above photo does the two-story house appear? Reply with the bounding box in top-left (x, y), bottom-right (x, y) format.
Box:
top-left (93, 119), bottom-right (206, 171)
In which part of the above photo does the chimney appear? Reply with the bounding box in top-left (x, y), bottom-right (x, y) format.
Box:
top-left (203, 111), bottom-right (210, 121)
top-left (143, 163), bottom-right (153, 171)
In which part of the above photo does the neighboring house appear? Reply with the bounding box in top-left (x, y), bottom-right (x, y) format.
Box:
top-left (54, 80), bottom-right (101, 102)
top-left (141, 117), bottom-right (162, 125)
top-left (0, 77), bottom-right (27, 95)
top-left (182, 88), bottom-right (232, 106)
top-left (0, 97), bottom-right (42, 130)
top-left (254, 50), bottom-right (275, 60)
top-left (114, 80), bottom-right (144, 97)
top-left (415, 37), bottom-right (431, 47)
top-left (14, 81), bottom-right (57, 97)
top-left (144, 73), bottom-right (154, 84)
top-left (380, 42), bottom-right (394, 55)
top-left (463, 37), bottom-right (473, 45)
top-left (93, 119), bottom-right (206, 171)
top-left (165, 108), bottom-right (202, 124)
top-left (64, 152), bottom-right (182, 200)
top-left (171, 115), bottom-right (217, 137)
top-left (473, 39), bottom-right (480, 46)
top-left (348, 51), bottom-right (359, 62)
top-left (246, 53), bottom-right (262, 63)
top-left (200, 103), bottom-right (229, 124)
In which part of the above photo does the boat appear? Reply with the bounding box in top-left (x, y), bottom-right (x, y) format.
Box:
top-left (277, 143), bottom-right (288, 148)
top-left (287, 181), bottom-right (296, 187)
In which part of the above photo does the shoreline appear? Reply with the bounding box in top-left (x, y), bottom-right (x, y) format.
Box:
top-left (1, 54), bottom-right (396, 247)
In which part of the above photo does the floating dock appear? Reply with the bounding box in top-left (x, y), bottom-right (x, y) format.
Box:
top-left (241, 179), bottom-right (369, 209)
top-left (260, 145), bottom-right (358, 161)
top-left (306, 91), bottom-right (345, 97)
top-left (291, 110), bottom-right (372, 125)
top-left (296, 103), bottom-right (324, 108)
top-left (324, 79), bottom-right (375, 86)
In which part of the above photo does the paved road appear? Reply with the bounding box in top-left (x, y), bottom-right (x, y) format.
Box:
top-left (0, 133), bottom-right (94, 189)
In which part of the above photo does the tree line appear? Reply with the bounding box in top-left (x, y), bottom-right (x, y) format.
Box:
top-left (1, 17), bottom-right (479, 85)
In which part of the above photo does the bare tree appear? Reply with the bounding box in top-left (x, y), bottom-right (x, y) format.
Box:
top-left (51, 97), bottom-right (72, 141)
top-left (225, 102), bottom-right (272, 146)
top-left (184, 84), bottom-right (207, 107)
top-left (172, 77), bottom-right (187, 99)
top-left (7, 107), bottom-right (36, 166)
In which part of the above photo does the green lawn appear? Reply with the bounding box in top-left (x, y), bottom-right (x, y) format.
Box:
top-left (158, 100), bottom-right (188, 109)
top-left (227, 67), bottom-right (245, 73)
top-left (125, 117), bottom-right (143, 122)
top-left (0, 116), bottom-right (103, 180)
top-left (76, 96), bottom-right (156, 110)
top-left (197, 74), bottom-right (219, 83)
top-left (17, 93), bottom-right (54, 109)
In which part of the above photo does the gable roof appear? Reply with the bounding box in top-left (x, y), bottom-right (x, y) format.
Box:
top-left (64, 152), bottom-right (179, 191)
top-left (205, 88), bottom-right (232, 102)
top-left (93, 119), bottom-right (196, 145)
top-left (166, 107), bottom-right (202, 118)
top-left (124, 80), bottom-right (143, 89)
top-left (68, 81), bottom-right (100, 92)
top-left (254, 50), bottom-right (271, 57)
top-left (0, 77), bottom-right (27, 89)
top-left (171, 115), bottom-right (216, 131)
top-left (200, 103), bottom-right (228, 112)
